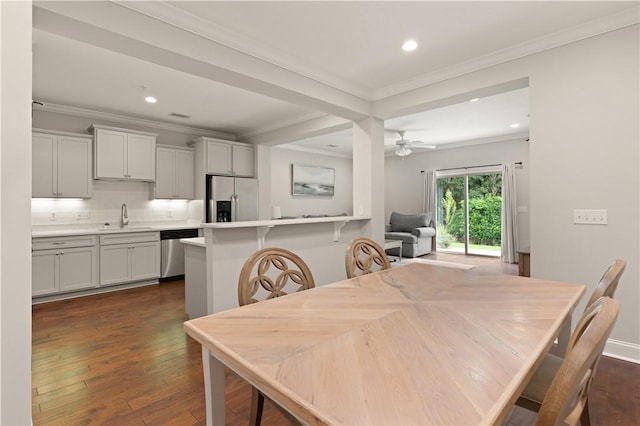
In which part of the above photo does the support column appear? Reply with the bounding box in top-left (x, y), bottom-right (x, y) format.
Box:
top-left (352, 117), bottom-right (385, 244)
top-left (1, 1), bottom-right (33, 423)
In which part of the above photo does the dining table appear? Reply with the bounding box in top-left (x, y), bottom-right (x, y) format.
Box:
top-left (184, 262), bottom-right (585, 425)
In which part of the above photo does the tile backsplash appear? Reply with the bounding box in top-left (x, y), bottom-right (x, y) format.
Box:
top-left (31, 180), bottom-right (203, 227)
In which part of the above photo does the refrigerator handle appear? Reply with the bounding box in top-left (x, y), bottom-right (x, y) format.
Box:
top-left (231, 194), bottom-right (237, 222)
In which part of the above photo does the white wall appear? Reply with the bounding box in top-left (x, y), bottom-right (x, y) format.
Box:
top-left (528, 25), bottom-right (639, 359)
top-left (270, 147), bottom-right (353, 218)
top-left (0, 2), bottom-right (32, 423)
top-left (385, 138), bottom-right (530, 248)
top-left (377, 24), bottom-right (639, 361)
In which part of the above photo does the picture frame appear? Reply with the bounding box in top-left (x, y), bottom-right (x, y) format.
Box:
top-left (291, 164), bottom-right (335, 196)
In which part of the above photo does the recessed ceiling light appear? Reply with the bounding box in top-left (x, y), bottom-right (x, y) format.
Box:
top-left (470, 98), bottom-right (480, 102)
top-left (145, 96), bottom-right (157, 103)
top-left (402, 40), bottom-right (418, 52)
top-left (510, 123), bottom-right (520, 128)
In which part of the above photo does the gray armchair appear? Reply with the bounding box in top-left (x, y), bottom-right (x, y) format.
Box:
top-left (384, 211), bottom-right (436, 258)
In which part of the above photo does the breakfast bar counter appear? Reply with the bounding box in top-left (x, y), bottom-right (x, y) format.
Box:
top-left (201, 215), bottom-right (371, 315)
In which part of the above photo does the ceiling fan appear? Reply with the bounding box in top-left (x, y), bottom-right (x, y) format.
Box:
top-left (392, 131), bottom-right (436, 157)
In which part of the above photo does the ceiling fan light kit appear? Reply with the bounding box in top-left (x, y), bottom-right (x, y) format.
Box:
top-left (395, 146), bottom-right (412, 157)
top-left (392, 130), bottom-right (435, 157)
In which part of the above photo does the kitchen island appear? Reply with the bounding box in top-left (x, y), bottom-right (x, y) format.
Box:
top-left (201, 215), bottom-right (371, 315)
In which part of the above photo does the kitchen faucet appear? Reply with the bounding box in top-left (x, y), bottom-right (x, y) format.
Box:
top-left (120, 203), bottom-right (129, 227)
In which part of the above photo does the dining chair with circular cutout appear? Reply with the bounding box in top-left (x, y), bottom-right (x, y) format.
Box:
top-left (345, 237), bottom-right (391, 279)
top-left (237, 247), bottom-right (314, 425)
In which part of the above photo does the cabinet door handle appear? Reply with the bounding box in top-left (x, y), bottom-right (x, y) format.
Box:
top-left (52, 242), bottom-right (66, 245)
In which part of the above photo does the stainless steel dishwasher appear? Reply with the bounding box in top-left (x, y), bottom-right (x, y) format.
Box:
top-left (160, 228), bottom-right (200, 280)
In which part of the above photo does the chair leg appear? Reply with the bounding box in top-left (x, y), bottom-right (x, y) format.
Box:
top-left (580, 400), bottom-right (591, 426)
top-left (249, 386), bottom-right (265, 426)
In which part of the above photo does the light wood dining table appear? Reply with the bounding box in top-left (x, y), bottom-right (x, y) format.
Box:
top-left (184, 262), bottom-right (585, 425)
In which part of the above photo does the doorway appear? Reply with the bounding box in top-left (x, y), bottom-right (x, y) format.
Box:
top-left (436, 167), bottom-right (502, 256)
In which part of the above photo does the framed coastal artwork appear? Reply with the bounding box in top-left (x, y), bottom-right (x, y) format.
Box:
top-left (291, 164), bottom-right (335, 196)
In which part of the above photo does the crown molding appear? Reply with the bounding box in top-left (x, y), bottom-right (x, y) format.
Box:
top-left (113, 1), bottom-right (372, 101)
top-left (372, 6), bottom-right (640, 99)
top-left (237, 111), bottom-right (328, 141)
top-left (429, 132), bottom-right (531, 152)
top-left (273, 144), bottom-right (352, 160)
top-left (33, 102), bottom-right (237, 139)
top-left (115, 1), bottom-right (638, 103)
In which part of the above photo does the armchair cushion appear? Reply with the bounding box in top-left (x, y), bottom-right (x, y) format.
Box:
top-left (384, 232), bottom-right (418, 245)
top-left (390, 211), bottom-right (432, 232)
top-left (412, 227), bottom-right (436, 238)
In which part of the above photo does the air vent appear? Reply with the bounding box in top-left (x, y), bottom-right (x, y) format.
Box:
top-left (169, 112), bottom-right (191, 119)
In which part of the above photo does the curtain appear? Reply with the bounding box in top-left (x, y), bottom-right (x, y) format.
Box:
top-left (501, 164), bottom-right (518, 263)
top-left (423, 169), bottom-right (436, 222)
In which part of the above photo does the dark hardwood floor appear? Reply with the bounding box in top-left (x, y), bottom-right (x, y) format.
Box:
top-left (32, 256), bottom-right (639, 425)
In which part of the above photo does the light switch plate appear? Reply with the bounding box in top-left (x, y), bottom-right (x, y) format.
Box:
top-left (573, 209), bottom-right (607, 225)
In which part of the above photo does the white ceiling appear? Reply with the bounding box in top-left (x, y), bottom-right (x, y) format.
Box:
top-left (32, 1), bottom-right (638, 154)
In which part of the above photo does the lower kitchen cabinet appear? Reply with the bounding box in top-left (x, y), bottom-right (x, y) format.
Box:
top-left (32, 236), bottom-right (99, 297)
top-left (99, 232), bottom-right (160, 286)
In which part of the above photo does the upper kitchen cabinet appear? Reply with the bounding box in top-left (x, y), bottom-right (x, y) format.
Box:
top-left (32, 129), bottom-right (93, 198)
top-left (232, 144), bottom-right (255, 177)
top-left (90, 125), bottom-right (157, 181)
top-left (151, 145), bottom-right (194, 199)
top-left (189, 137), bottom-right (255, 177)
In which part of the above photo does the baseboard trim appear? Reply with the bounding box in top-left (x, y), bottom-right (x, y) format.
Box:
top-left (32, 279), bottom-right (160, 304)
top-left (603, 338), bottom-right (640, 364)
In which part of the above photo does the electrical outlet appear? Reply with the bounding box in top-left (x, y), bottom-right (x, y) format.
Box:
top-left (49, 211), bottom-right (57, 221)
top-left (167, 210), bottom-right (173, 218)
top-left (75, 210), bottom-right (91, 219)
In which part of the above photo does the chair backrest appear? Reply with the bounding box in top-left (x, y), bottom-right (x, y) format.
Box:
top-left (237, 247), bottom-right (315, 306)
top-left (536, 297), bottom-right (620, 426)
top-left (586, 259), bottom-right (626, 307)
top-left (345, 237), bottom-right (391, 279)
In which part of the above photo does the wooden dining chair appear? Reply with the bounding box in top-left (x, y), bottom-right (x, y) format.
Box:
top-left (516, 259), bottom-right (626, 425)
top-left (345, 237), bottom-right (391, 279)
top-left (238, 247), bottom-right (315, 306)
top-left (517, 259), bottom-right (626, 420)
top-left (237, 247), bottom-right (314, 425)
top-left (532, 297), bottom-right (620, 426)
top-left (585, 258), bottom-right (626, 307)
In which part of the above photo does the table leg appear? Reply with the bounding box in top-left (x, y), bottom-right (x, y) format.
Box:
top-left (202, 347), bottom-right (226, 426)
top-left (552, 316), bottom-right (572, 357)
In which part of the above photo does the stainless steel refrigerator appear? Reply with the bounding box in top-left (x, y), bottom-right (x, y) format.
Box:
top-left (205, 175), bottom-right (259, 222)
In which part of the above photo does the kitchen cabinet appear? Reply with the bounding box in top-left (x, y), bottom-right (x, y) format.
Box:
top-left (189, 137), bottom-right (255, 200)
top-left (99, 232), bottom-right (160, 286)
top-left (152, 145), bottom-right (194, 199)
top-left (32, 235), bottom-right (99, 297)
top-left (90, 124), bottom-right (157, 181)
top-left (32, 130), bottom-right (93, 198)
top-left (206, 140), bottom-right (233, 175)
top-left (232, 144), bottom-right (255, 177)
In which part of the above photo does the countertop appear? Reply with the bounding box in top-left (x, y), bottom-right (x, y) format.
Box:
top-left (201, 215), bottom-right (370, 229)
top-left (32, 222), bottom-right (203, 238)
top-left (180, 237), bottom-right (205, 248)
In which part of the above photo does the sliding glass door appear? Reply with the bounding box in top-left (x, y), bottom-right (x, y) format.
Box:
top-left (436, 168), bottom-right (502, 256)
